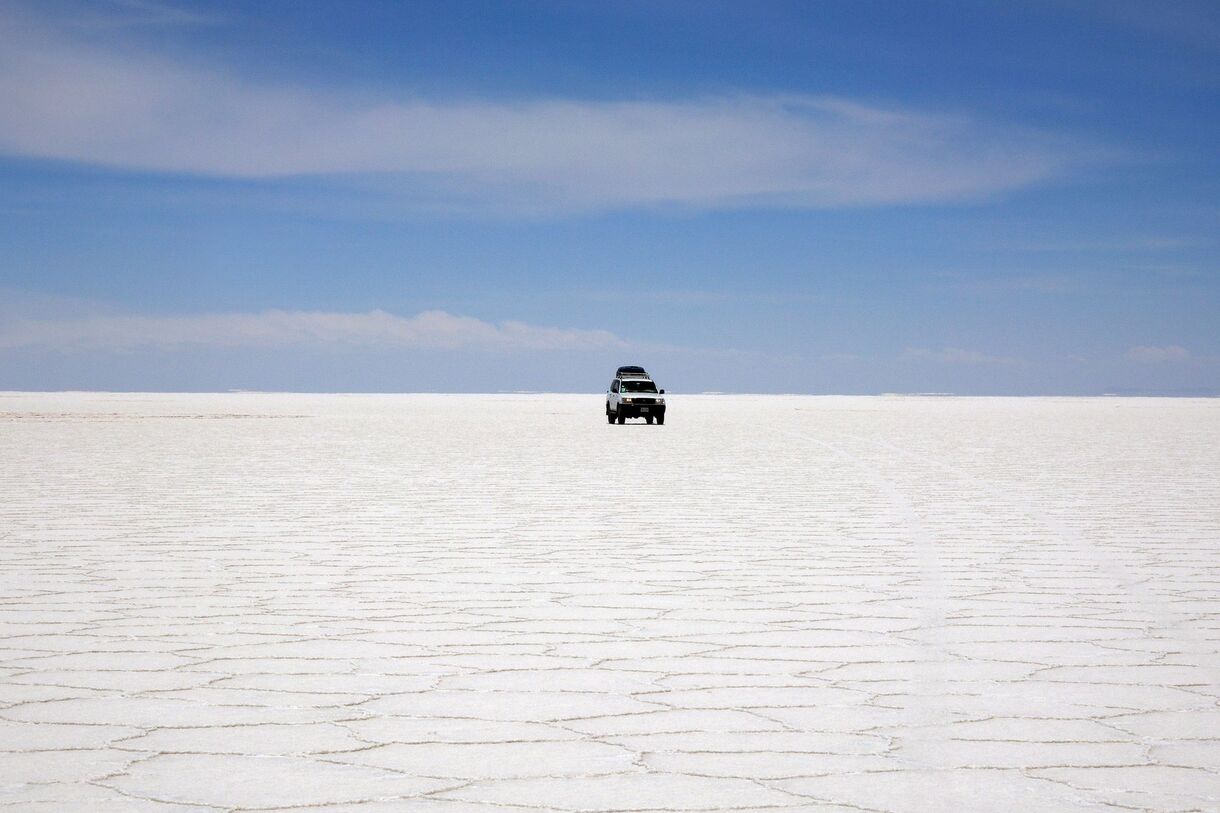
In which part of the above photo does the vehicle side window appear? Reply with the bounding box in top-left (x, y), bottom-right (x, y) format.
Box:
top-left (611, 380), bottom-right (619, 393)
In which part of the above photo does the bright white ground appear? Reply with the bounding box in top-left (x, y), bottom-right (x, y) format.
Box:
top-left (1, 393), bottom-right (1218, 812)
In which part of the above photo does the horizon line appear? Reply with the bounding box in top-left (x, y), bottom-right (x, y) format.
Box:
top-left (2, 390), bottom-right (1217, 399)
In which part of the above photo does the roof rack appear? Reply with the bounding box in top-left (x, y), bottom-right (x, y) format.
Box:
top-left (615, 365), bottom-right (650, 379)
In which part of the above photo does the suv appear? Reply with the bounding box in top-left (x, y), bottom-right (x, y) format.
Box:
top-left (606, 366), bottom-right (666, 425)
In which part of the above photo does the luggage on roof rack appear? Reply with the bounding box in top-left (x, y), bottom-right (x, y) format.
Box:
top-left (616, 365), bottom-right (649, 378)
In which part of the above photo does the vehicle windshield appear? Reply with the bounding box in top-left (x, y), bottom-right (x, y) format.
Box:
top-left (621, 379), bottom-right (658, 393)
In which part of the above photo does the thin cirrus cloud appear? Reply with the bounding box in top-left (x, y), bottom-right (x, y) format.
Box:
top-left (1127, 345), bottom-right (1191, 363)
top-left (0, 309), bottom-right (626, 353)
top-left (0, 7), bottom-right (1092, 215)
top-left (902, 347), bottom-right (1023, 365)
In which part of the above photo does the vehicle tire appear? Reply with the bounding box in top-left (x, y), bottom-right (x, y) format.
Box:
top-left (656, 414), bottom-right (665, 425)
top-left (607, 411), bottom-right (615, 424)
top-left (616, 412), bottom-right (626, 424)
top-left (645, 415), bottom-right (654, 424)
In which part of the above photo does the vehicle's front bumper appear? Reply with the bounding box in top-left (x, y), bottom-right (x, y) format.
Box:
top-left (618, 403), bottom-right (666, 418)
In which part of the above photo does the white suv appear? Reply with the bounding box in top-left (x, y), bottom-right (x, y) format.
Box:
top-left (606, 366), bottom-right (666, 425)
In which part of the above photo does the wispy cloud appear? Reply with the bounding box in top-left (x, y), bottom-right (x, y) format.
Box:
top-left (1082, 0), bottom-right (1220, 51)
top-left (1005, 236), bottom-right (1203, 253)
top-left (579, 289), bottom-right (824, 307)
top-left (50, 0), bottom-right (225, 29)
top-left (939, 272), bottom-right (1074, 295)
top-left (0, 309), bottom-right (626, 352)
top-left (0, 5), bottom-right (1092, 215)
top-left (1127, 344), bottom-right (1190, 363)
top-left (902, 347), bottom-right (1022, 365)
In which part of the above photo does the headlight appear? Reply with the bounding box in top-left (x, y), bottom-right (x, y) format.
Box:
top-left (623, 398), bottom-right (633, 403)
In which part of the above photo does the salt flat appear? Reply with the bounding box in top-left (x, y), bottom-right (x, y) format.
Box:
top-left (1, 392), bottom-right (1218, 812)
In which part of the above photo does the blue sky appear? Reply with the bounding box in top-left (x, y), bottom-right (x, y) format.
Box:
top-left (0, 0), bottom-right (1216, 393)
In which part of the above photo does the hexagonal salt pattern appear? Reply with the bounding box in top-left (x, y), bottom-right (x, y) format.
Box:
top-left (1, 393), bottom-right (1218, 812)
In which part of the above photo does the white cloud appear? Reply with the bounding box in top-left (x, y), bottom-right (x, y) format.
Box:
top-left (1006, 236), bottom-right (1201, 253)
top-left (53, 0), bottom-right (226, 29)
top-left (0, 7), bottom-right (1090, 214)
top-left (902, 347), bottom-right (1021, 365)
top-left (1127, 345), bottom-right (1190, 363)
top-left (940, 272), bottom-right (1074, 295)
top-left (0, 309), bottom-right (626, 352)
